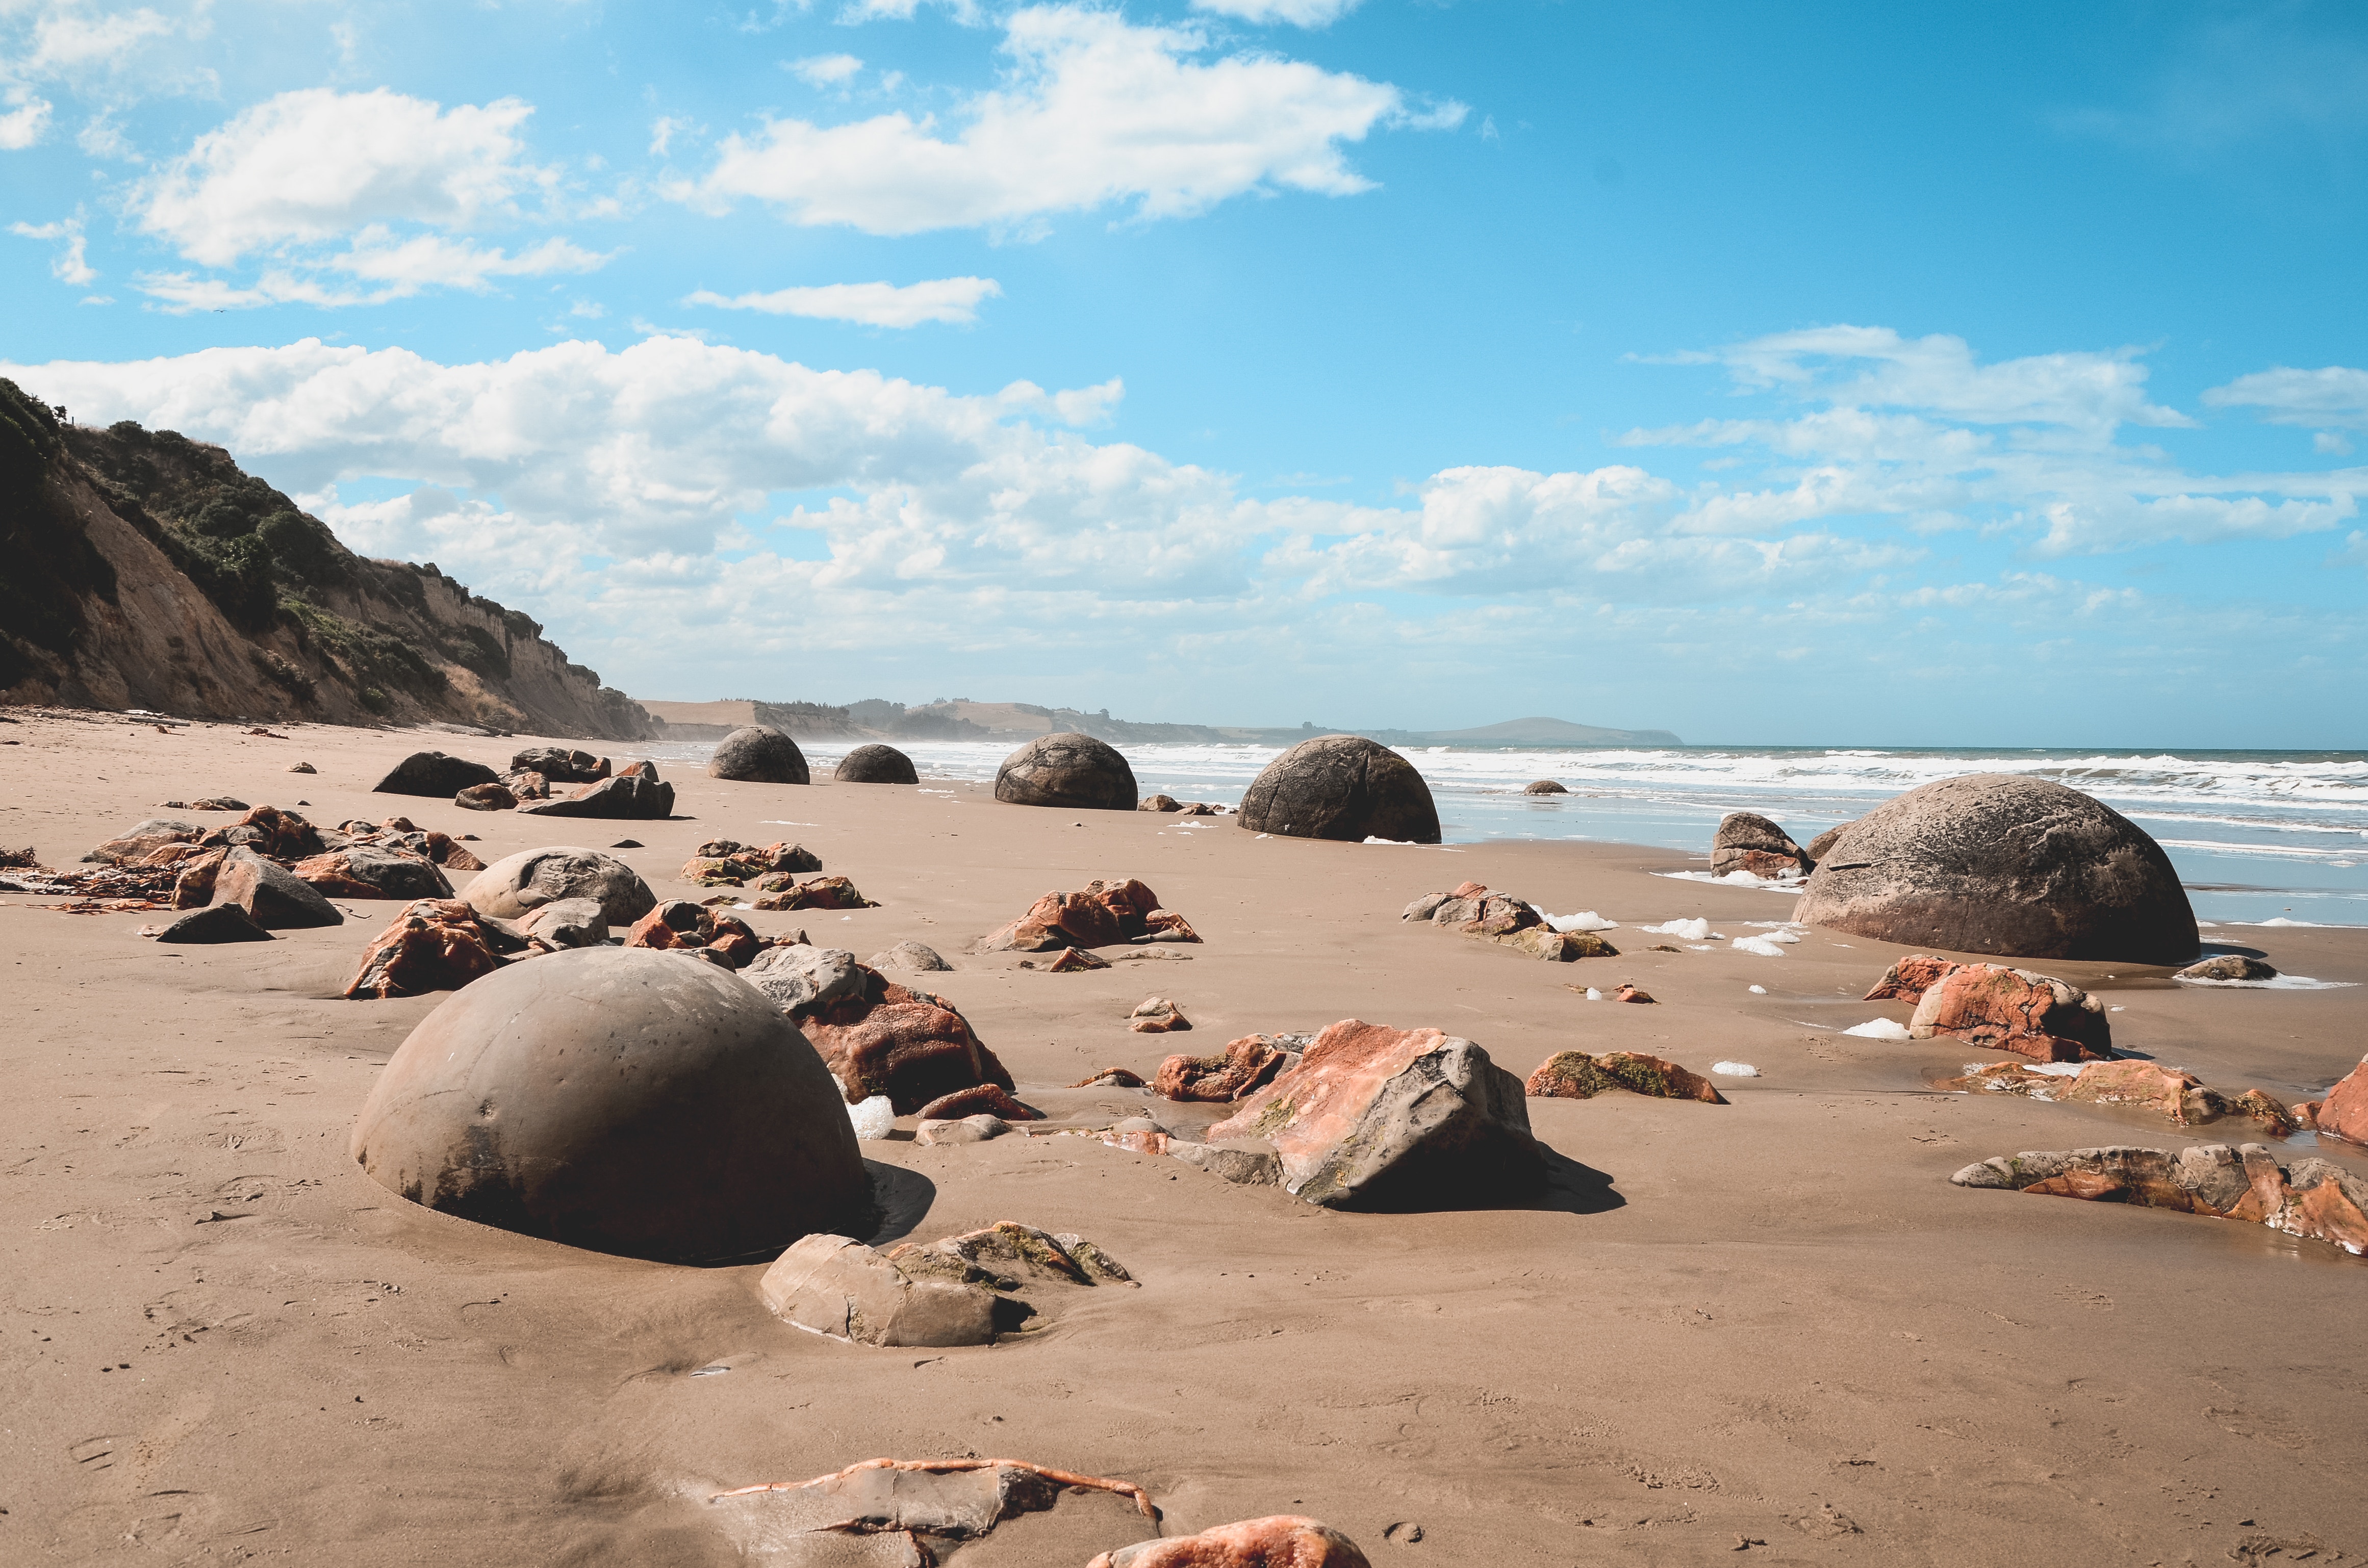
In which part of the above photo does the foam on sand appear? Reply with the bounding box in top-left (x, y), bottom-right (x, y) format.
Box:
top-left (1534, 907), bottom-right (1618, 932)
top-left (847, 1094), bottom-right (897, 1140)
top-left (1640, 917), bottom-right (1713, 940)
top-left (1731, 936), bottom-right (1789, 957)
top-left (2176, 973), bottom-right (2358, 990)
top-left (1712, 1061), bottom-right (1760, 1077)
top-left (1843, 1017), bottom-right (1913, 1039)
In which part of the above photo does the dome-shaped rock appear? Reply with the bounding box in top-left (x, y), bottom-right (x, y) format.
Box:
top-left (993, 733), bottom-right (1137, 811)
top-left (1523, 780), bottom-right (1568, 795)
top-left (709, 725), bottom-right (810, 785)
top-left (1793, 775), bottom-right (2198, 965)
top-left (461, 845), bottom-right (656, 928)
top-left (835, 743), bottom-right (919, 785)
top-left (349, 947), bottom-right (872, 1263)
top-left (1237, 735), bottom-right (1440, 844)
top-left (374, 750), bottom-right (499, 798)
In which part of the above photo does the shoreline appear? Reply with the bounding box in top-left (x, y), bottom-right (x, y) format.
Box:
top-left (3, 709), bottom-right (2364, 1562)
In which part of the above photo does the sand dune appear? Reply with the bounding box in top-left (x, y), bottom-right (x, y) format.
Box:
top-left (2, 708), bottom-right (2362, 1563)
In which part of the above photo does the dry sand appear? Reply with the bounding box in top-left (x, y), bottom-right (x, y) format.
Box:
top-left (2, 709), bottom-right (2363, 1565)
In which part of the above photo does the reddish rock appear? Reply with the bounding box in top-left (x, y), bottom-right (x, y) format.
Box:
top-left (216, 848), bottom-right (342, 929)
top-left (1043, 946), bottom-right (1110, 972)
top-left (170, 847), bottom-right (227, 909)
top-left (1449, 880), bottom-right (1487, 899)
top-left (1204, 1019), bottom-right (1539, 1207)
top-left (980, 877), bottom-right (1188, 950)
top-left (1143, 909), bottom-right (1202, 942)
top-left (344, 899), bottom-right (505, 999)
top-left (2058, 1060), bottom-right (2209, 1121)
top-left (1906, 962), bottom-right (2113, 1062)
top-left (1954, 1143), bottom-right (2368, 1255)
top-left (213, 804), bottom-right (324, 859)
top-left (291, 846), bottom-right (453, 901)
top-left (456, 782), bottom-right (518, 812)
top-left (1864, 954), bottom-right (1958, 1002)
top-left (1613, 984), bottom-right (1656, 1005)
top-left (2311, 1055), bottom-right (2368, 1145)
top-left (503, 770), bottom-right (551, 801)
top-left (752, 875), bottom-right (875, 912)
top-left (87, 819), bottom-right (205, 865)
top-left (625, 900), bottom-right (706, 950)
top-left (1129, 996), bottom-right (1191, 1033)
top-left (2231, 1089), bottom-right (2298, 1137)
top-left (1140, 794), bottom-right (1182, 812)
top-left (1088, 1515), bottom-right (1370, 1567)
top-left (915, 1083), bottom-right (1042, 1122)
top-left (1525, 1050), bottom-right (1726, 1103)
top-left (422, 832), bottom-right (483, 872)
top-left (1154, 1035), bottom-right (1291, 1101)
top-left (800, 970), bottom-right (1016, 1113)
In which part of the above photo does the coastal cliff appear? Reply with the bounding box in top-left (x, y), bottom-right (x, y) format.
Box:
top-left (0, 379), bottom-right (655, 741)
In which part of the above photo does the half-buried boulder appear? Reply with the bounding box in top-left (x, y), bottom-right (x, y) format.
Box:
top-left (1090, 1516), bottom-right (1370, 1567)
top-left (343, 898), bottom-right (512, 998)
top-left (1950, 1143), bottom-right (2368, 1258)
top-left (1865, 956), bottom-right (2115, 1063)
top-left (1236, 734), bottom-right (1440, 844)
top-left (462, 846), bottom-right (656, 928)
top-left (374, 751), bottom-right (500, 798)
top-left (994, 732), bottom-right (1137, 811)
top-left (709, 725), bottom-right (810, 785)
top-left (1712, 811), bottom-right (1809, 878)
top-left (835, 743), bottom-right (919, 784)
top-left (1526, 1050), bottom-right (1726, 1103)
top-left (217, 846), bottom-right (342, 929)
top-left (349, 946), bottom-right (873, 1263)
top-left (1793, 774), bottom-right (2198, 965)
top-left (1524, 779), bottom-right (1568, 795)
top-left (1202, 1019), bottom-right (1540, 1207)
top-left (510, 746), bottom-right (608, 783)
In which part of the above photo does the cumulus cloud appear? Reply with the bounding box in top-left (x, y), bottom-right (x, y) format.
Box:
top-left (676, 5), bottom-right (1449, 235)
top-left (10, 212), bottom-right (95, 284)
top-left (687, 276), bottom-right (1001, 327)
top-left (0, 97), bottom-right (53, 148)
top-left (1189, 0), bottom-right (1364, 27)
top-left (2203, 365), bottom-right (2368, 431)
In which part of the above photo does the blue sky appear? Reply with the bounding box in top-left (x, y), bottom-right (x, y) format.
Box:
top-left (4, 0), bottom-right (2365, 745)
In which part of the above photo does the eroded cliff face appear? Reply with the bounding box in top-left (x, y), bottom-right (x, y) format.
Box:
top-left (0, 380), bottom-right (655, 742)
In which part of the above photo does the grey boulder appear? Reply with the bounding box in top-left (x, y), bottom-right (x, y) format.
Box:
top-left (519, 768), bottom-right (674, 820)
top-left (217, 846), bottom-right (342, 929)
top-left (156, 903), bottom-right (273, 943)
top-left (518, 897), bottom-right (608, 949)
top-left (2176, 954), bottom-right (2277, 982)
top-left (708, 725), bottom-right (809, 785)
top-left (993, 732), bottom-right (1137, 811)
top-left (1711, 811), bottom-right (1809, 877)
top-left (870, 939), bottom-right (953, 973)
top-left (1794, 774), bottom-right (2199, 965)
top-left (744, 943), bottom-right (865, 1013)
top-left (1236, 734), bottom-right (1440, 844)
top-left (350, 947), bottom-right (873, 1263)
top-left (460, 846), bottom-right (656, 928)
top-left (758, 1232), bottom-right (998, 1347)
top-left (834, 743), bottom-right (919, 784)
top-left (374, 750), bottom-right (499, 797)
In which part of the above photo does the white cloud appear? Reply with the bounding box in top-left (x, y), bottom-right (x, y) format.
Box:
top-left (138, 89), bottom-right (556, 266)
top-left (788, 53), bottom-right (865, 88)
top-left (1189, 0), bottom-right (1363, 28)
top-left (0, 97), bottom-right (53, 149)
top-left (649, 115), bottom-right (693, 157)
top-left (0, 2), bottom-right (215, 110)
top-left (2203, 365), bottom-right (2368, 431)
top-left (686, 276), bottom-right (1001, 327)
top-left (677, 5), bottom-right (1450, 235)
top-left (10, 212), bottom-right (95, 285)
top-left (28, 4), bottom-right (177, 70)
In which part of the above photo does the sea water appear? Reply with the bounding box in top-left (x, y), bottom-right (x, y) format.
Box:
top-left (644, 739), bottom-right (2368, 927)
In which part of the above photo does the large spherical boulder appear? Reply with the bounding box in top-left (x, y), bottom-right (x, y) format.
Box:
top-left (835, 743), bottom-right (918, 785)
top-left (461, 845), bottom-right (656, 928)
top-left (1237, 736), bottom-right (1440, 844)
top-left (1794, 775), bottom-right (2198, 965)
top-left (993, 733), bottom-right (1137, 810)
top-left (708, 725), bottom-right (810, 784)
top-left (349, 948), bottom-right (873, 1263)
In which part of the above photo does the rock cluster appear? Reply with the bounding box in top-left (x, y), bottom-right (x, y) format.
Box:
top-left (753, 874), bottom-right (877, 911)
top-left (1863, 955), bottom-right (2114, 1062)
top-left (1401, 881), bottom-right (1618, 963)
top-left (1711, 811), bottom-right (1812, 878)
top-left (350, 946), bottom-right (874, 1263)
top-left (677, 838), bottom-right (822, 886)
top-left (980, 876), bottom-right (1200, 951)
top-left (344, 899), bottom-right (515, 998)
top-left (511, 746), bottom-right (610, 782)
top-left (519, 760), bottom-right (675, 819)
top-left (834, 743), bottom-right (918, 784)
top-left (1951, 1143), bottom-right (2368, 1257)
top-left (1795, 774), bottom-right (2199, 964)
top-left (1200, 1019), bottom-right (1541, 1208)
top-left (1153, 1034), bottom-right (1303, 1101)
top-left (624, 900), bottom-right (767, 968)
top-left (1237, 734), bottom-right (1440, 843)
top-left (758, 1222), bottom-right (1133, 1347)
top-left (756, 948), bottom-right (1016, 1113)
top-left (1139, 795), bottom-right (1228, 815)
top-left (1939, 1059), bottom-right (2294, 1134)
top-left (708, 725), bottom-right (810, 785)
top-left (1525, 1050), bottom-right (1726, 1103)
top-left (994, 732), bottom-right (1138, 810)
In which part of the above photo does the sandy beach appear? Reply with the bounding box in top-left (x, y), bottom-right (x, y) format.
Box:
top-left (3, 709), bottom-right (2363, 1566)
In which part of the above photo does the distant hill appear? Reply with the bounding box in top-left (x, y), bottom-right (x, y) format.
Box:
top-left (0, 380), bottom-right (656, 740)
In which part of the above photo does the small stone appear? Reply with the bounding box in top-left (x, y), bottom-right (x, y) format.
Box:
top-left (1070, 1067), bottom-right (1146, 1088)
top-left (1045, 946), bottom-right (1110, 972)
top-left (1128, 996), bottom-right (1191, 1033)
top-left (1139, 793), bottom-right (1183, 812)
top-left (288, 762), bottom-right (317, 774)
top-left (1090, 1516), bottom-right (1370, 1567)
top-left (1154, 1035), bottom-right (1290, 1101)
top-left (915, 1114), bottom-right (1012, 1145)
top-left (1711, 811), bottom-right (1807, 878)
top-left (915, 1084), bottom-right (1041, 1122)
top-left (869, 940), bottom-right (953, 972)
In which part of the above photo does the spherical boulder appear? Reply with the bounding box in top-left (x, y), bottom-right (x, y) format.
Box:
top-left (349, 947), bottom-right (873, 1263)
top-left (1794, 774), bottom-right (2198, 965)
top-left (461, 845), bottom-right (656, 928)
top-left (1523, 780), bottom-right (1568, 795)
top-left (993, 732), bottom-right (1137, 811)
top-left (708, 725), bottom-right (810, 785)
top-left (1236, 735), bottom-right (1440, 844)
top-left (834, 743), bottom-right (919, 785)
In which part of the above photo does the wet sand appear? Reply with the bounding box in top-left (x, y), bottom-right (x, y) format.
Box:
top-left (2, 709), bottom-right (2364, 1565)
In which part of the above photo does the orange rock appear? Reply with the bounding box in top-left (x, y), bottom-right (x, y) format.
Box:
top-left (170, 847), bottom-right (227, 909)
top-left (1614, 984), bottom-right (1656, 1004)
top-left (1071, 1067), bottom-right (1146, 1088)
top-left (1863, 953), bottom-right (1958, 1002)
top-left (1143, 908), bottom-right (1202, 942)
top-left (1525, 1050), bottom-right (1725, 1103)
top-left (1907, 962), bottom-right (2112, 1062)
top-left (2058, 1060), bottom-right (2206, 1121)
top-left (1087, 1515), bottom-right (1370, 1567)
top-left (915, 1083), bottom-right (1041, 1121)
top-left (1154, 1035), bottom-right (1290, 1101)
top-left (2311, 1055), bottom-right (2368, 1145)
top-left (801, 972), bottom-right (1015, 1113)
top-left (1449, 881), bottom-right (1488, 899)
top-left (343, 899), bottom-right (504, 999)
top-left (1044, 946), bottom-right (1110, 972)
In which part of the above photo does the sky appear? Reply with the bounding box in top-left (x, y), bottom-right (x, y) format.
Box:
top-left (3, 0), bottom-right (2365, 747)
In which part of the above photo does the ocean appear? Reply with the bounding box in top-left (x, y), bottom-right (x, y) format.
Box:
top-left (644, 739), bottom-right (2368, 928)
